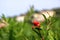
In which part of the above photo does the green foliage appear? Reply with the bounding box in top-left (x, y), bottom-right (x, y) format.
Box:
top-left (0, 7), bottom-right (60, 40)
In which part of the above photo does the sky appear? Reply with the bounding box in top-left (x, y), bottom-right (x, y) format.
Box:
top-left (0, 0), bottom-right (60, 17)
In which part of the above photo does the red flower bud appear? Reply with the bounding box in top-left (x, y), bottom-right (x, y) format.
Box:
top-left (32, 20), bottom-right (41, 29)
top-left (33, 20), bottom-right (40, 27)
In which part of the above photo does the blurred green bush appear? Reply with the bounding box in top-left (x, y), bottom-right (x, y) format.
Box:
top-left (0, 6), bottom-right (60, 40)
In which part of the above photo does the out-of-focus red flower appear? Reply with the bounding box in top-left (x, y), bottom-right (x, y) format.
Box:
top-left (32, 20), bottom-right (40, 29)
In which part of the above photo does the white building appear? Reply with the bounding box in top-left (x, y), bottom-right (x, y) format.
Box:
top-left (32, 10), bottom-right (56, 22)
top-left (16, 10), bottom-right (56, 22)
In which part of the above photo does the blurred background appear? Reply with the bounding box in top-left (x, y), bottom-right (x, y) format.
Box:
top-left (0, 0), bottom-right (60, 17)
top-left (0, 0), bottom-right (60, 40)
